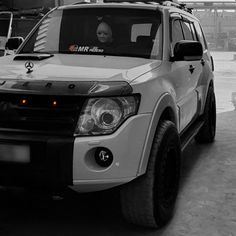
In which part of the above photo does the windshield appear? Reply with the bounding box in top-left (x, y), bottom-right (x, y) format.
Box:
top-left (20, 7), bottom-right (162, 59)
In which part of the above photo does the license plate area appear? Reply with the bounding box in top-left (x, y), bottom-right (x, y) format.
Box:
top-left (0, 143), bottom-right (30, 163)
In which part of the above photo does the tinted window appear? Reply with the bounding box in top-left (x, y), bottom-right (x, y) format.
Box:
top-left (20, 8), bottom-right (162, 59)
top-left (131, 23), bottom-right (152, 42)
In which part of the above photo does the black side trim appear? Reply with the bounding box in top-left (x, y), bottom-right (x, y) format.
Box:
top-left (180, 117), bottom-right (204, 152)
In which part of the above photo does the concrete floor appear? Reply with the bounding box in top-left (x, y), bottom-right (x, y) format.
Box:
top-left (159, 51), bottom-right (236, 236)
top-left (161, 110), bottom-right (236, 236)
top-left (160, 51), bottom-right (236, 236)
top-left (0, 52), bottom-right (235, 235)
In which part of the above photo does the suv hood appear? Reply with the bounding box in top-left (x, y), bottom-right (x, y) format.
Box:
top-left (0, 54), bottom-right (160, 83)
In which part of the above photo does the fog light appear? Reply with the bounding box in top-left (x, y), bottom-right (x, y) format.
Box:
top-left (95, 147), bottom-right (113, 167)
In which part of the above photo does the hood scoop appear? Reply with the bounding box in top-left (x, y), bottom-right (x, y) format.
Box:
top-left (14, 53), bottom-right (54, 61)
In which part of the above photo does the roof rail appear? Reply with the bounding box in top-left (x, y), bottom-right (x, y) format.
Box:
top-left (161, 1), bottom-right (193, 13)
top-left (103, 0), bottom-right (166, 3)
top-left (73, 0), bottom-right (193, 13)
top-left (162, 0), bottom-right (179, 6)
top-left (73, 0), bottom-right (91, 5)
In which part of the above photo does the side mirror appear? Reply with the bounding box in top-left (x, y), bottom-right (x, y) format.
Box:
top-left (5, 37), bottom-right (24, 50)
top-left (173, 40), bottom-right (203, 61)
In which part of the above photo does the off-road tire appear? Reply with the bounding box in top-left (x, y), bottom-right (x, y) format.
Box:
top-left (120, 120), bottom-right (181, 228)
top-left (195, 86), bottom-right (216, 143)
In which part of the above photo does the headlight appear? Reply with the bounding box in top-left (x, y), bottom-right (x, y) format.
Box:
top-left (75, 95), bottom-right (140, 136)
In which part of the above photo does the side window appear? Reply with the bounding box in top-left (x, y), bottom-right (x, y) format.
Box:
top-left (190, 22), bottom-right (197, 41)
top-left (171, 19), bottom-right (184, 48)
top-left (194, 22), bottom-right (207, 50)
top-left (181, 21), bottom-right (194, 40)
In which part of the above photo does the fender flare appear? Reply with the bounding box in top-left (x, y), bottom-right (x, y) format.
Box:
top-left (137, 93), bottom-right (178, 176)
top-left (201, 79), bottom-right (214, 114)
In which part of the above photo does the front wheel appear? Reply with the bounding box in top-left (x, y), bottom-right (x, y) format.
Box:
top-left (120, 120), bottom-right (181, 228)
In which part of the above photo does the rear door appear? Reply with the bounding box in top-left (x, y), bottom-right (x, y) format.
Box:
top-left (0, 12), bottom-right (13, 56)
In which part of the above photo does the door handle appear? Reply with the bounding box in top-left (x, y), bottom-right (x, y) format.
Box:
top-left (201, 58), bottom-right (205, 66)
top-left (189, 65), bottom-right (195, 74)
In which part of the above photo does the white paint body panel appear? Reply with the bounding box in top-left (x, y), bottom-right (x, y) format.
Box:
top-left (71, 114), bottom-right (151, 192)
top-left (0, 54), bottom-right (160, 83)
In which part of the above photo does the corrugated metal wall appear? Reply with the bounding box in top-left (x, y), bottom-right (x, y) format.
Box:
top-left (2, 0), bottom-right (55, 9)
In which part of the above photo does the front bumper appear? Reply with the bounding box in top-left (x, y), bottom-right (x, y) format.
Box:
top-left (72, 113), bottom-right (151, 192)
top-left (0, 113), bottom-right (152, 192)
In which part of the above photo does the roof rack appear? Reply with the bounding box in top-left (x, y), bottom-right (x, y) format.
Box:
top-left (73, 0), bottom-right (91, 5)
top-left (73, 0), bottom-right (193, 14)
top-left (103, 0), bottom-right (165, 3)
top-left (161, 1), bottom-right (193, 13)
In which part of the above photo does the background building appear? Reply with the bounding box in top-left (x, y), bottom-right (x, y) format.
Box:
top-left (182, 1), bottom-right (236, 50)
top-left (0, 0), bottom-right (54, 9)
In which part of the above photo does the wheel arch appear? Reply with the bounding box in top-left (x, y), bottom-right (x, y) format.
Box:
top-left (137, 93), bottom-right (178, 176)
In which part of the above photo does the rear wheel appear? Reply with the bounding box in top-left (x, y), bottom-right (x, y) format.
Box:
top-left (195, 86), bottom-right (216, 143)
top-left (120, 120), bottom-right (181, 228)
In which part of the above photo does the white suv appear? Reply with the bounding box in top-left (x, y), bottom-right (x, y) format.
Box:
top-left (0, 0), bottom-right (216, 228)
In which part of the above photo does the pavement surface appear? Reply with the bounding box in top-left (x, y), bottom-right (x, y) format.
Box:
top-left (213, 51), bottom-right (236, 113)
top-left (0, 51), bottom-right (235, 236)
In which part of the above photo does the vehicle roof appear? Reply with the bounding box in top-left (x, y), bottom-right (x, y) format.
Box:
top-left (57, 2), bottom-right (197, 20)
top-left (58, 2), bottom-right (160, 11)
top-left (168, 7), bottom-right (198, 21)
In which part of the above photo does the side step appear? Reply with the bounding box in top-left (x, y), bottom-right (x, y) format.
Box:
top-left (180, 119), bottom-right (204, 152)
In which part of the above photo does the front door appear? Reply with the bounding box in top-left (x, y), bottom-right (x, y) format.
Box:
top-left (170, 17), bottom-right (202, 132)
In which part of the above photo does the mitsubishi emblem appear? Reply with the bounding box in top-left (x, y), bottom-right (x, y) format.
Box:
top-left (25, 61), bottom-right (34, 74)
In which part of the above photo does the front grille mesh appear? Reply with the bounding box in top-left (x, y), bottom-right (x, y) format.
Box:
top-left (0, 94), bottom-right (85, 135)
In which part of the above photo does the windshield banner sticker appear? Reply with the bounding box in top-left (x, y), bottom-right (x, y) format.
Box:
top-left (69, 44), bottom-right (104, 53)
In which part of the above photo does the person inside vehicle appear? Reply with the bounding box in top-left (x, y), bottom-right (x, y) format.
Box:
top-left (96, 21), bottom-right (113, 44)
